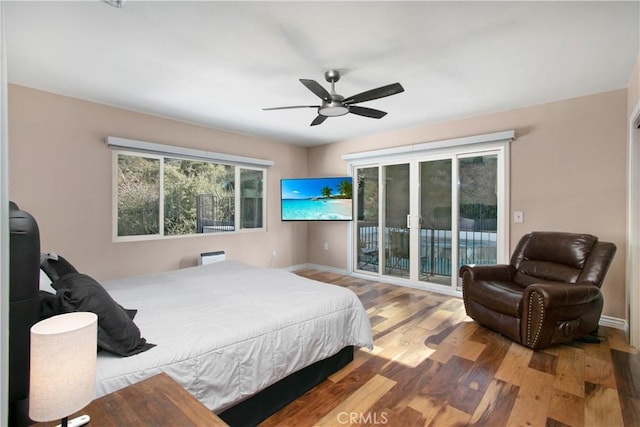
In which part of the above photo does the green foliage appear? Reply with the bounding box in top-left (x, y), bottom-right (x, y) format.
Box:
top-left (357, 168), bottom-right (379, 222)
top-left (338, 179), bottom-right (352, 199)
top-left (320, 186), bottom-right (333, 198)
top-left (420, 159), bottom-right (452, 226)
top-left (163, 159), bottom-right (234, 235)
top-left (117, 155), bottom-right (160, 236)
top-left (459, 156), bottom-right (497, 205)
top-left (117, 154), bottom-right (235, 237)
top-left (317, 180), bottom-right (352, 200)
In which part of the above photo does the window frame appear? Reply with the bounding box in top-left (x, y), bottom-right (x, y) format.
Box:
top-left (111, 149), bottom-right (268, 242)
top-left (346, 130), bottom-right (513, 294)
top-left (237, 166), bottom-right (267, 231)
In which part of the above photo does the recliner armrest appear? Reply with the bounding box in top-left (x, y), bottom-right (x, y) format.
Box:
top-left (524, 282), bottom-right (601, 309)
top-left (459, 264), bottom-right (515, 282)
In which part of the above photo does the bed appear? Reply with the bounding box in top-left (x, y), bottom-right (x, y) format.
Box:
top-left (8, 202), bottom-right (373, 426)
top-left (97, 260), bottom-right (373, 419)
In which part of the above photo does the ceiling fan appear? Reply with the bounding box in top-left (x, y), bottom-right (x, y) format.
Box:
top-left (263, 70), bottom-right (404, 126)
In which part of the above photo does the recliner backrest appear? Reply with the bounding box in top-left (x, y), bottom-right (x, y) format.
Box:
top-left (577, 241), bottom-right (617, 287)
top-left (9, 202), bottom-right (41, 426)
top-left (510, 232), bottom-right (601, 287)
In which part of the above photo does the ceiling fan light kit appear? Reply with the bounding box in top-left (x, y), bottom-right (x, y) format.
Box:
top-left (319, 101), bottom-right (349, 117)
top-left (263, 69), bottom-right (404, 126)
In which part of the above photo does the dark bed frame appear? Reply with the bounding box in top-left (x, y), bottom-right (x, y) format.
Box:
top-left (8, 202), bottom-right (353, 427)
top-left (218, 345), bottom-right (353, 426)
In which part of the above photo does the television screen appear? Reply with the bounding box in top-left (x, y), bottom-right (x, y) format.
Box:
top-left (281, 177), bottom-right (353, 221)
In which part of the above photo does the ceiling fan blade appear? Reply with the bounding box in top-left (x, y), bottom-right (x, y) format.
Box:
top-left (300, 79), bottom-right (332, 102)
top-left (349, 105), bottom-right (388, 119)
top-left (310, 115), bottom-right (328, 126)
top-left (343, 82), bottom-right (404, 104)
top-left (263, 105), bottom-right (319, 111)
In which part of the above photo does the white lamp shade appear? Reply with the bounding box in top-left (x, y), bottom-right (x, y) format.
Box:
top-left (29, 312), bottom-right (98, 422)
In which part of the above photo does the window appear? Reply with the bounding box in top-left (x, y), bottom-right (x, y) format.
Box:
top-left (347, 130), bottom-right (512, 294)
top-left (114, 151), bottom-right (266, 240)
top-left (117, 154), bottom-right (160, 237)
top-left (240, 169), bottom-right (264, 229)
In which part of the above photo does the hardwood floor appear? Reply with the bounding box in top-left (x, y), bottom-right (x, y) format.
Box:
top-left (260, 270), bottom-right (640, 427)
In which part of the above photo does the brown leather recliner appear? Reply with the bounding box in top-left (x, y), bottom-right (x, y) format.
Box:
top-left (459, 232), bottom-right (616, 349)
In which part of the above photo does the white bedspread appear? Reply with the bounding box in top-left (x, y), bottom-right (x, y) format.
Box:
top-left (96, 261), bottom-right (373, 412)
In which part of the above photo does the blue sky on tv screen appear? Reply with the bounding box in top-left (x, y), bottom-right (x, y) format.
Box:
top-left (281, 177), bottom-right (351, 200)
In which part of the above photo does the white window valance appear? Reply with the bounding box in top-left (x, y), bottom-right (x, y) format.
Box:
top-left (341, 130), bottom-right (515, 164)
top-left (106, 136), bottom-right (274, 168)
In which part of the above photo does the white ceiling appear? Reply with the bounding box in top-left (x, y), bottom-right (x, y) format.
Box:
top-left (5, 1), bottom-right (639, 147)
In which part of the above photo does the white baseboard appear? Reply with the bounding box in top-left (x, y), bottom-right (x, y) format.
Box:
top-left (282, 263), bottom-right (309, 272)
top-left (287, 264), bottom-right (629, 332)
top-left (289, 263), bottom-right (348, 275)
top-left (599, 315), bottom-right (627, 331)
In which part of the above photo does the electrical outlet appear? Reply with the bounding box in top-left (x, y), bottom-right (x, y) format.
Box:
top-left (323, 242), bottom-right (329, 251)
top-left (514, 211), bottom-right (524, 223)
top-left (272, 250), bottom-right (276, 257)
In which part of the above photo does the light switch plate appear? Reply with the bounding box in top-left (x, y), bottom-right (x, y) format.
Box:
top-left (514, 211), bottom-right (524, 223)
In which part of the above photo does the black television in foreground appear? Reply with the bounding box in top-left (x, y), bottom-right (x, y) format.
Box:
top-left (281, 177), bottom-right (353, 221)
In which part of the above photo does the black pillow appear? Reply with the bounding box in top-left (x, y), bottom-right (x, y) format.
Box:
top-left (40, 253), bottom-right (79, 282)
top-left (39, 289), bottom-right (137, 321)
top-left (53, 273), bottom-right (155, 357)
top-left (49, 272), bottom-right (138, 321)
top-left (38, 290), bottom-right (62, 320)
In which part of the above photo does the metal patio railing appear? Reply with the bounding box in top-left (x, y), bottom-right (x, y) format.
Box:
top-left (357, 221), bottom-right (497, 277)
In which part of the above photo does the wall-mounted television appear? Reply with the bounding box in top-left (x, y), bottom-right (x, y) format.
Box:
top-left (281, 177), bottom-right (353, 221)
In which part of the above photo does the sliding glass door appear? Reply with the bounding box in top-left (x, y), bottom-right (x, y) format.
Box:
top-left (419, 158), bottom-right (453, 285)
top-left (354, 163), bottom-right (411, 278)
top-left (355, 167), bottom-right (379, 273)
top-left (458, 155), bottom-right (498, 268)
top-left (353, 144), bottom-right (507, 292)
top-left (383, 164), bottom-right (410, 278)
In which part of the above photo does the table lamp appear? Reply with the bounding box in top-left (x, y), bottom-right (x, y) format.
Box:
top-left (29, 312), bottom-right (98, 427)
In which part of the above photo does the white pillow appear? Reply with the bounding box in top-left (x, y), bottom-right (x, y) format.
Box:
top-left (39, 269), bottom-right (56, 293)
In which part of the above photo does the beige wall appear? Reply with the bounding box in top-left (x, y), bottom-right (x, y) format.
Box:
top-left (630, 55), bottom-right (640, 120)
top-left (8, 84), bottom-right (631, 319)
top-left (308, 89), bottom-right (628, 320)
top-left (8, 84), bottom-right (309, 280)
top-left (627, 55), bottom-right (640, 117)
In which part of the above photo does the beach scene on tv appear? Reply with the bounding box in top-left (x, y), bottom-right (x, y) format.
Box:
top-left (281, 177), bottom-right (353, 221)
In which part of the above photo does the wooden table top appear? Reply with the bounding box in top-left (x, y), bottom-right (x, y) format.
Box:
top-left (32, 372), bottom-right (228, 426)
